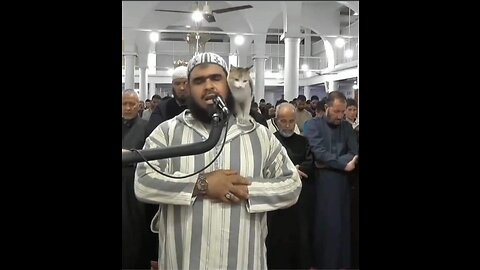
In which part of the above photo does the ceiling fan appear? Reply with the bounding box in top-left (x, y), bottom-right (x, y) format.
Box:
top-left (316, 70), bottom-right (338, 76)
top-left (155, 1), bottom-right (253, 23)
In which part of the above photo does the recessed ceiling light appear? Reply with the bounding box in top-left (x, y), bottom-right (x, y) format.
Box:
top-left (149, 32), bottom-right (159, 43)
top-left (335, 38), bottom-right (345, 48)
top-left (234, 35), bottom-right (245, 46)
top-left (192, 10), bottom-right (203, 22)
top-left (345, 49), bottom-right (354, 58)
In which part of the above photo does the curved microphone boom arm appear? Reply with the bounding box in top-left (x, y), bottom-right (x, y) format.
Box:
top-left (122, 98), bottom-right (229, 166)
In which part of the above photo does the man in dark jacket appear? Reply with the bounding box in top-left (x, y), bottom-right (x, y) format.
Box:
top-left (266, 102), bottom-right (315, 269)
top-left (303, 91), bottom-right (358, 270)
top-left (145, 66), bottom-right (189, 136)
top-left (122, 89), bottom-right (157, 269)
top-left (250, 101), bottom-right (268, 127)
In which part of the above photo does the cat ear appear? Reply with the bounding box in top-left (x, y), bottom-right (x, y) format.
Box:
top-left (247, 65), bottom-right (254, 71)
top-left (230, 64), bottom-right (235, 71)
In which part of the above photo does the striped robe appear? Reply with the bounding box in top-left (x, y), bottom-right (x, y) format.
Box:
top-left (135, 111), bottom-right (302, 270)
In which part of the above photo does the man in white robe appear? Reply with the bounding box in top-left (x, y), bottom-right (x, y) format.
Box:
top-left (135, 52), bottom-right (302, 270)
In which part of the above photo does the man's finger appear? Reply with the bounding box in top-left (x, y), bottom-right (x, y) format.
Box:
top-left (298, 169), bottom-right (308, 178)
top-left (231, 175), bottom-right (252, 185)
top-left (230, 185), bottom-right (249, 200)
top-left (224, 192), bottom-right (240, 203)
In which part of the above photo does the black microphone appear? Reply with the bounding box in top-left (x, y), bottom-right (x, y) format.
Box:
top-left (212, 95), bottom-right (229, 115)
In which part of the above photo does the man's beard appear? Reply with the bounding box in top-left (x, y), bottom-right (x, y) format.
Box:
top-left (187, 92), bottom-right (235, 124)
top-left (173, 89), bottom-right (187, 105)
top-left (279, 129), bottom-right (295, 138)
top-left (325, 109), bottom-right (341, 126)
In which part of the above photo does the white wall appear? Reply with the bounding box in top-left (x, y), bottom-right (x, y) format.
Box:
top-left (264, 91), bottom-right (276, 105)
top-left (300, 2), bottom-right (341, 36)
top-left (340, 20), bottom-right (359, 36)
top-left (338, 83), bottom-right (355, 99)
top-left (125, 40), bottom-right (330, 72)
top-left (310, 86), bottom-right (327, 99)
top-left (153, 40), bottom-right (231, 69)
top-left (301, 86), bottom-right (326, 100)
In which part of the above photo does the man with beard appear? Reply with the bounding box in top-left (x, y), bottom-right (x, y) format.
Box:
top-left (134, 52), bottom-right (302, 270)
top-left (267, 101), bottom-right (300, 135)
top-left (145, 66), bottom-right (189, 136)
top-left (295, 94), bottom-right (312, 134)
top-left (121, 90), bottom-right (157, 269)
top-left (303, 91), bottom-right (359, 270)
top-left (142, 95), bottom-right (161, 121)
top-left (265, 102), bottom-right (315, 270)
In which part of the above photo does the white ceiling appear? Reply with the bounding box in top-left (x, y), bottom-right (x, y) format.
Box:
top-left (122, 1), bottom-right (359, 51)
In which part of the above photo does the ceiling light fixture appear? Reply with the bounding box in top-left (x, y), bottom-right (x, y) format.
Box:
top-left (192, 10), bottom-right (203, 22)
top-left (149, 32), bottom-right (159, 43)
top-left (234, 35), bottom-right (245, 46)
top-left (335, 38), bottom-right (345, 48)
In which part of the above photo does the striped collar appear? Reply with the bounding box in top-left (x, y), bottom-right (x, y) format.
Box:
top-left (178, 110), bottom-right (257, 142)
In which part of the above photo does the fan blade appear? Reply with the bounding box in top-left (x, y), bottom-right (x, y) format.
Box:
top-left (212, 5), bottom-right (253, 14)
top-left (203, 13), bottom-right (216, 22)
top-left (155, 9), bottom-right (192, 14)
top-left (316, 71), bottom-right (338, 76)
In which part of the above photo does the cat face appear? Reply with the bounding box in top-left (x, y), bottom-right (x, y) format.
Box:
top-left (228, 65), bottom-right (253, 89)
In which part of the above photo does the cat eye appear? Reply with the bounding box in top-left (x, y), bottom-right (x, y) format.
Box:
top-left (243, 80), bottom-right (247, 83)
top-left (235, 79), bottom-right (239, 81)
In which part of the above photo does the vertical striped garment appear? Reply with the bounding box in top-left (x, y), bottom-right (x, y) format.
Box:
top-left (135, 111), bottom-right (302, 270)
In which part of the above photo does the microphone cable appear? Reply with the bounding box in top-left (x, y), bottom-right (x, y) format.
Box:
top-left (130, 118), bottom-right (229, 179)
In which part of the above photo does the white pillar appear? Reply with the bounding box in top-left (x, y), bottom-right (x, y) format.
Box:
top-left (137, 53), bottom-right (149, 100)
top-left (303, 85), bottom-right (311, 99)
top-left (149, 81), bottom-right (156, 97)
top-left (304, 29), bottom-right (312, 57)
top-left (238, 43), bottom-right (251, 67)
top-left (253, 56), bottom-right (267, 101)
top-left (283, 37), bottom-right (301, 101)
top-left (252, 35), bottom-right (267, 101)
top-left (304, 29), bottom-right (311, 77)
top-left (229, 37), bottom-right (239, 67)
top-left (124, 54), bottom-right (136, 90)
top-left (139, 66), bottom-right (148, 101)
top-left (302, 30), bottom-right (312, 99)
